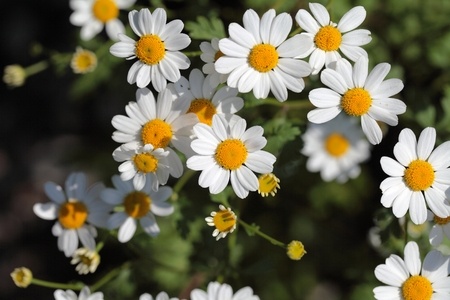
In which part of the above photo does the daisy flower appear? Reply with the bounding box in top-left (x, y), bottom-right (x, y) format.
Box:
top-left (380, 127), bottom-right (450, 225)
top-left (10, 267), bottom-right (32, 288)
top-left (307, 56), bottom-right (406, 145)
top-left (257, 173), bottom-right (280, 197)
top-left (69, 0), bottom-right (136, 41)
top-left (374, 241), bottom-right (450, 300)
top-left (301, 113), bottom-right (371, 183)
top-left (112, 143), bottom-right (173, 191)
top-left (295, 3), bottom-right (371, 75)
top-left (205, 205), bottom-right (237, 241)
top-left (111, 87), bottom-right (198, 177)
top-left (190, 281), bottom-right (260, 300)
top-left (33, 172), bottom-right (110, 257)
top-left (172, 68), bottom-right (244, 126)
top-left (427, 209), bottom-right (450, 247)
top-left (70, 247), bottom-right (101, 275)
top-left (109, 8), bottom-right (191, 91)
top-left (71, 47), bottom-right (97, 74)
top-left (101, 174), bottom-right (174, 243)
top-left (215, 9), bottom-right (312, 102)
top-left (200, 38), bottom-right (228, 86)
top-left (54, 286), bottom-right (103, 300)
top-left (186, 114), bottom-right (276, 199)
top-left (139, 292), bottom-right (178, 300)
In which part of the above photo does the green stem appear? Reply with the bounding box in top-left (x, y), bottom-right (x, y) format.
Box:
top-left (96, 241), bottom-right (104, 252)
top-left (24, 61), bottom-right (49, 77)
top-left (183, 51), bottom-right (202, 57)
top-left (238, 219), bottom-right (285, 248)
top-left (260, 98), bottom-right (313, 109)
top-left (173, 169), bottom-right (196, 194)
top-left (31, 278), bottom-right (84, 291)
top-left (90, 261), bottom-right (131, 292)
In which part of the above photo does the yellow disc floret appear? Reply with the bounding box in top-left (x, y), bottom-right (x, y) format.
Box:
top-left (187, 99), bottom-right (217, 125)
top-left (141, 119), bottom-right (173, 148)
top-left (124, 191), bottom-right (151, 218)
top-left (58, 201), bottom-right (88, 229)
top-left (92, 0), bottom-right (119, 23)
top-left (325, 133), bottom-right (350, 157)
top-left (287, 240), bottom-right (307, 261)
top-left (213, 209), bottom-right (237, 233)
top-left (71, 48), bottom-right (97, 74)
top-left (215, 139), bottom-right (248, 170)
top-left (314, 25), bottom-right (342, 51)
top-left (133, 153), bottom-right (158, 173)
top-left (135, 34), bottom-right (166, 65)
top-left (404, 160), bottom-right (435, 191)
top-left (341, 88), bottom-right (372, 116)
top-left (248, 44), bottom-right (279, 73)
top-left (401, 275), bottom-right (432, 300)
top-left (258, 173), bottom-right (281, 197)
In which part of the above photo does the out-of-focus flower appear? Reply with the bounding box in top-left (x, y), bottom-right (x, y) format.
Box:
top-left (71, 47), bottom-right (98, 74)
top-left (199, 38), bottom-right (228, 86)
top-left (54, 286), bottom-right (103, 300)
top-left (3, 64), bottom-right (26, 87)
top-left (70, 247), bottom-right (100, 275)
top-left (190, 281), bottom-right (260, 300)
top-left (205, 205), bottom-right (237, 241)
top-left (10, 267), bottom-right (32, 288)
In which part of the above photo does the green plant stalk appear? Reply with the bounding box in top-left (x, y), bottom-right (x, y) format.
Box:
top-left (31, 278), bottom-right (84, 291)
top-left (238, 219), bottom-right (285, 248)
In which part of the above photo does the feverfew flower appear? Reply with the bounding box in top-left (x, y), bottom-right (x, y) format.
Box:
top-left (101, 175), bottom-right (174, 243)
top-left (215, 9), bottom-right (312, 102)
top-left (286, 240), bottom-right (307, 261)
top-left (70, 247), bottom-right (100, 275)
top-left (295, 3), bottom-right (371, 75)
top-left (71, 47), bottom-right (98, 74)
top-left (173, 68), bottom-right (244, 126)
top-left (140, 292), bottom-right (178, 300)
top-left (190, 281), bottom-right (260, 300)
top-left (3, 64), bottom-right (26, 87)
top-left (428, 209), bottom-right (450, 247)
top-left (54, 286), bottom-right (103, 300)
top-left (301, 113), bottom-right (371, 183)
top-left (187, 114), bottom-right (276, 199)
top-left (109, 8), bottom-right (191, 91)
top-left (69, 0), bottom-right (136, 41)
top-left (257, 173), bottom-right (280, 197)
top-left (33, 172), bottom-right (109, 257)
top-left (205, 205), bottom-right (237, 241)
top-left (374, 241), bottom-right (450, 300)
top-left (307, 57), bottom-right (406, 145)
top-left (200, 38), bottom-right (228, 86)
top-left (10, 267), bottom-right (32, 288)
top-left (380, 127), bottom-right (450, 225)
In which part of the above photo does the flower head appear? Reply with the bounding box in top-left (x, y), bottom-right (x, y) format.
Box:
top-left (287, 240), bottom-right (307, 261)
top-left (200, 38), bottom-right (229, 86)
top-left (71, 47), bottom-right (98, 74)
top-left (109, 8), bottom-right (191, 91)
top-left (215, 9), bottom-right (312, 102)
top-left (427, 209), bottom-right (450, 247)
top-left (374, 241), bottom-right (450, 300)
top-left (380, 127), bottom-right (450, 224)
top-left (70, 0), bottom-right (136, 41)
top-left (71, 247), bottom-right (101, 275)
top-left (10, 267), bottom-right (32, 288)
top-left (295, 3), bottom-right (371, 74)
top-left (3, 64), bottom-right (26, 87)
top-left (33, 172), bottom-right (110, 257)
top-left (307, 57), bottom-right (406, 145)
top-left (257, 173), bottom-right (280, 197)
top-left (54, 286), bottom-right (103, 300)
top-left (205, 205), bottom-right (237, 241)
top-left (190, 281), bottom-right (260, 300)
top-left (301, 113), bottom-right (371, 182)
top-left (187, 114), bottom-right (276, 199)
top-left (101, 174), bottom-right (174, 243)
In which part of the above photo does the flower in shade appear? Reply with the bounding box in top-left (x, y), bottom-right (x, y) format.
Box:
top-left (101, 174), bottom-right (174, 242)
top-left (70, 247), bottom-right (101, 275)
top-left (10, 267), bottom-right (32, 288)
top-left (54, 286), bottom-right (104, 300)
top-left (287, 240), bottom-right (307, 261)
top-left (380, 127), bottom-right (450, 225)
top-left (3, 64), bottom-right (26, 87)
top-left (205, 205), bottom-right (237, 241)
top-left (301, 113), bottom-right (371, 182)
top-left (373, 241), bottom-right (450, 300)
top-left (307, 56), bottom-right (406, 145)
top-left (109, 8), bottom-right (191, 91)
top-left (69, 0), bottom-right (136, 41)
top-left (140, 292), bottom-right (178, 300)
top-left (427, 208), bottom-right (450, 247)
top-left (187, 114), bottom-right (276, 199)
top-left (71, 47), bottom-right (97, 74)
top-left (33, 172), bottom-right (110, 257)
top-left (190, 281), bottom-right (260, 300)
top-left (215, 9), bottom-right (312, 102)
top-left (172, 68), bottom-right (244, 126)
top-left (200, 38), bottom-right (229, 86)
top-left (295, 3), bottom-right (371, 75)
top-left (257, 173), bottom-right (280, 197)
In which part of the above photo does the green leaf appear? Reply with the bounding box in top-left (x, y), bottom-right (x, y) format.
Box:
top-left (185, 16), bottom-right (226, 40)
top-left (263, 118), bottom-right (301, 155)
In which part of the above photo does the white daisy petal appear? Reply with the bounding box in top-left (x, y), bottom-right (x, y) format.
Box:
top-left (361, 114), bottom-right (382, 145)
top-left (408, 192), bottom-right (427, 225)
top-left (118, 217), bottom-right (137, 243)
top-left (309, 3), bottom-right (330, 27)
top-left (337, 6), bottom-right (366, 33)
top-left (307, 107), bottom-right (342, 124)
top-left (428, 141), bottom-right (450, 170)
top-left (417, 127), bottom-right (436, 160)
top-left (404, 241), bottom-right (421, 275)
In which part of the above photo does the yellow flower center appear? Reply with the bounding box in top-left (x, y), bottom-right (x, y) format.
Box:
top-left (258, 173), bottom-right (280, 197)
top-left (215, 139), bottom-right (248, 170)
top-left (248, 44), bottom-right (279, 73)
top-left (434, 215), bottom-right (450, 225)
top-left (133, 153), bottom-right (158, 173)
top-left (124, 191), bottom-right (151, 219)
top-left (141, 119), bottom-right (173, 148)
top-left (287, 240), bottom-right (307, 261)
top-left (314, 25), bottom-right (342, 51)
top-left (341, 88), bottom-right (372, 116)
top-left (324, 133), bottom-right (350, 157)
top-left (404, 160), bottom-right (435, 191)
top-left (401, 275), bottom-right (433, 300)
top-left (187, 99), bottom-right (217, 125)
top-left (213, 210), bottom-right (236, 232)
top-left (92, 0), bottom-right (119, 23)
top-left (71, 49), bottom-right (97, 74)
top-left (58, 201), bottom-right (88, 229)
top-left (135, 34), bottom-right (166, 65)
top-left (214, 50), bottom-right (224, 61)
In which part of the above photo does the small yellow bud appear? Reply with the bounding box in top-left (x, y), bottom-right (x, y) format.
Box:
top-left (3, 65), bottom-right (26, 87)
top-left (287, 240), bottom-right (306, 261)
top-left (10, 267), bottom-right (33, 288)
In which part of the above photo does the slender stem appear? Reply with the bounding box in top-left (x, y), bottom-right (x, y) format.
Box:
top-left (183, 51), bottom-right (202, 57)
top-left (31, 278), bottom-right (84, 291)
top-left (90, 261), bottom-right (131, 292)
top-left (96, 241), bottom-right (104, 252)
top-left (238, 219), bottom-right (285, 248)
top-left (24, 61), bottom-right (49, 76)
top-left (173, 169), bottom-right (196, 194)
top-left (260, 98), bottom-right (313, 109)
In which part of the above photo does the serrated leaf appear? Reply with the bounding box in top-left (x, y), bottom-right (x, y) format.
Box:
top-left (263, 118), bottom-right (301, 154)
top-left (185, 16), bottom-right (226, 40)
